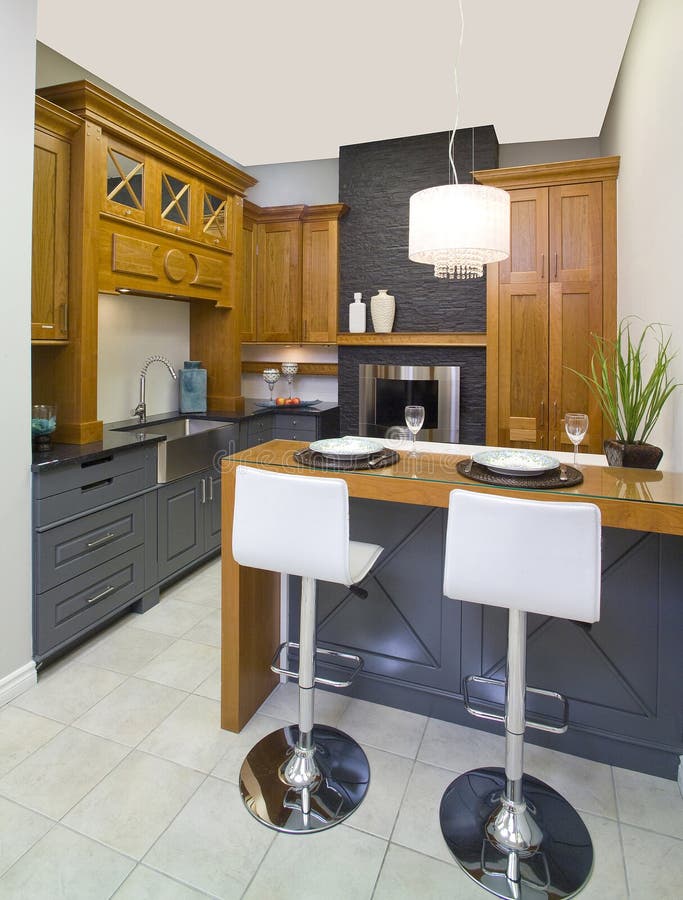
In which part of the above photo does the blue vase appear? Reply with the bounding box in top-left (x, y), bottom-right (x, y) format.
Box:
top-left (179, 361), bottom-right (207, 413)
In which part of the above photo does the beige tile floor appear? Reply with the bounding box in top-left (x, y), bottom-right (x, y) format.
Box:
top-left (1, 557), bottom-right (682, 899)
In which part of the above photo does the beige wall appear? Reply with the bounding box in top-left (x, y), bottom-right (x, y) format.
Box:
top-left (499, 137), bottom-right (602, 168)
top-left (0, 0), bottom-right (36, 696)
top-left (97, 295), bottom-right (190, 423)
top-left (600, 0), bottom-right (683, 470)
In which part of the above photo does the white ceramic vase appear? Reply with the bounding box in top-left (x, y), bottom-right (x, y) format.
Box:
top-left (370, 289), bottom-right (395, 333)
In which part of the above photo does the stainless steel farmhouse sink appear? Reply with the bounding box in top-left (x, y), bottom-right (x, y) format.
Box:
top-left (113, 417), bottom-right (238, 482)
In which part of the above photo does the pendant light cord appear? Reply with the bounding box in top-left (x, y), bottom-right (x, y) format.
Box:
top-left (448, 0), bottom-right (465, 185)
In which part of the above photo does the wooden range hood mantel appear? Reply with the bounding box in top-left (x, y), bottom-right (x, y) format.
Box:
top-left (337, 332), bottom-right (487, 346)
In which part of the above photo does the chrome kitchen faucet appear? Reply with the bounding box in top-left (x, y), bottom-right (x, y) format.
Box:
top-left (133, 355), bottom-right (177, 424)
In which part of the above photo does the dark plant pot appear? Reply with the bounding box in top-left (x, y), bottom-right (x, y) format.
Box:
top-left (603, 440), bottom-right (663, 469)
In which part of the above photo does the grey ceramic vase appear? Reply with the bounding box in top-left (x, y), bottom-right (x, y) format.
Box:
top-left (179, 361), bottom-right (207, 413)
top-left (603, 440), bottom-right (663, 469)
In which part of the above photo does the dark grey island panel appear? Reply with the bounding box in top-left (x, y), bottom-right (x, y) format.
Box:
top-left (289, 498), bottom-right (683, 780)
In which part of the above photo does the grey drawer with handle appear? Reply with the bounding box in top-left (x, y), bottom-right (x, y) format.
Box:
top-left (35, 452), bottom-right (155, 527)
top-left (34, 546), bottom-right (145, 656)
top-left (273, 416), bottom-right (318, 440)
top-left (247, 415), bottom-right (275, 446)
top-left (34, 446), bottom-right (155, 498)
top-left (35, 496), bottom-right (145, 592)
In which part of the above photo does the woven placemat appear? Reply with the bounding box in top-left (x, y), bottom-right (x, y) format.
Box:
top-left (294, 447), bottom-right (400, 471)
top-left (456, 459), bottom-right (583, 489)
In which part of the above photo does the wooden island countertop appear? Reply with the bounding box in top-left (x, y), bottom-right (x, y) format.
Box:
top-left (220, 441), bottom-right (683, 732)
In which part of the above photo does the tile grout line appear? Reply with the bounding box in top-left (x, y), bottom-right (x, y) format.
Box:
top-left (369, 713), bottom-right (430, 898)
top-left (612, 765), bottom-right (632, 898)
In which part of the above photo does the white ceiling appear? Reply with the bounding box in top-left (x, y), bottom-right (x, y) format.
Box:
top-left (37, 0), bottom-right (639, 167)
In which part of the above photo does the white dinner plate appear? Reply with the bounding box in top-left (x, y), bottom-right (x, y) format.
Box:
top-left (472, 449), bottom-right (560, 477)
top-left (309, 436), bottom-right (385, 459)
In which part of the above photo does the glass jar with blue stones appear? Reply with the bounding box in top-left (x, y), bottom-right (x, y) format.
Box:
top-left (32, 403), bottom-right (57, 451)
top-left (179, 361), bottom-right (207, 413)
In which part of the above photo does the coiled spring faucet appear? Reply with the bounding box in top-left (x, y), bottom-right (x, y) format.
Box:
top-left (132, 355), bottom-right (177, 424)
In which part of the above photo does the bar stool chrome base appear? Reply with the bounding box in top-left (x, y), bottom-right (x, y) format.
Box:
top-left (440, 767), bottom-right (593, 900)
top-left (239, 724), bottom-right (370, 834)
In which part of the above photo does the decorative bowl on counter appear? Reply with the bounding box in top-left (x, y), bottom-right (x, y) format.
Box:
top-left (32, 403), bottom-right (57, 451)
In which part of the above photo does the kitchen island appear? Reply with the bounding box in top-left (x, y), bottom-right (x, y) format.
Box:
top-left (220, 440), bottom-right (683, 778)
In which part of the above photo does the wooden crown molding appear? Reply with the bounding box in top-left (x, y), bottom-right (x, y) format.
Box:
top-left (244, 201), bottom-right (349, 224)
top-left (34, 95), bottom-right (82, 139)
top-left (474, 156), bottom-right (621, 189)
top-left (302, 203), bottom-right (349, 222)
top-left (37, 81), bottom-right (257, 196)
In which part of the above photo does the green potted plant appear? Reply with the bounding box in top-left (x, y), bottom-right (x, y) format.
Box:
top-left (572, 318), bottom-right (680, 469)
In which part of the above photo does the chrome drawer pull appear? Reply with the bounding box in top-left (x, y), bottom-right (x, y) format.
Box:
top-left (87, 585), bottom-right (116, 604)
top-left (208, 478), bottom-right (213, 501)
top-left (86, 532), bottom-right (117, 549)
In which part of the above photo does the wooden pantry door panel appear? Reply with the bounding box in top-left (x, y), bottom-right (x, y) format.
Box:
top-left (499, 188), bottom-right (548, 284)
top-left (498, 284), bottom-right (549, 448)
top-left (549, 182), bottom-right (602, 283)
top-left (549, 282), bottom-right (604, 454)
top-left (256, 221), bottom-right (301, 342)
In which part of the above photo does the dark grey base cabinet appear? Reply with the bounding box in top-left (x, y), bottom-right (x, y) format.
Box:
top-left (157, 468), bottom-right (221, 580)
top-left (33, 406), bottom-right (336, 664)
top-left (33, 446), bottom-right (157, 662)
top-left (241, 408), bottom-right (339, 449)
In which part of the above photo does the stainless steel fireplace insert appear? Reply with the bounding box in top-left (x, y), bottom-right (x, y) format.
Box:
top-left (358, 364), bottom-right (460, 442)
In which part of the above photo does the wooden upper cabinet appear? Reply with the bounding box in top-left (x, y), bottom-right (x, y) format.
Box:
top-left (497, 284), bottom-right (549, 449)
top-left (256, 220), bottom-right (302, 342)
top-left (242, 203), bottom-right (347, 343)
top-left (549, 182), bottom-right (602, 284)
top-left (499, 188), bottom-right (548, 285)
top-left (32, 99), bottom-right (80, 343)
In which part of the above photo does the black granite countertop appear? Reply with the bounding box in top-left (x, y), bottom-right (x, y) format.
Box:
top-left (31, 401), bottom-right (339, 472)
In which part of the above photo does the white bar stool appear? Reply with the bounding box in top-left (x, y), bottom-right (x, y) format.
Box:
top-left (441, 489), bottom-right (601, 900)
top-left (232, 464), bottom-right (383, 834)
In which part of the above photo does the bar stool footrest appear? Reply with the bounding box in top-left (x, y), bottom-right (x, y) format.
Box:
top-left (463, 675), bottom-right (569, 734)
top-left (270, 642), bottom-right (364, 689)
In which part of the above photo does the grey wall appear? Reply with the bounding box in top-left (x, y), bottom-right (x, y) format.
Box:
top-left (600, 0), bottom-right (683, 472)
top-left (0, 0), bottom-right (35, 693)
top-left (499, 137), bottom-right (601, 168)
top-left (244, 159), bottom-right (339, 207)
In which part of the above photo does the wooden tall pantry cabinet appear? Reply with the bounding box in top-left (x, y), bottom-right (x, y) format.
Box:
top-left (475, 157), bottom-right (619, 454)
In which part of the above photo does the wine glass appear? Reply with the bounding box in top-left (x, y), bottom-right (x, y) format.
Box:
top-left (262, 368), bottom-right (281, 405)
top-left (404, 405), bottom-right (425, 458)
top-left (281, 362), bottom-right (298, 399)
top-left (564, 413), bottom-right (589, 466)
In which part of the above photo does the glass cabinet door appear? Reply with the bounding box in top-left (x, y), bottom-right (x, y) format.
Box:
top-left (103, 140), bottom-right (146, 223)
top-left (201, 189), bottom-right (233, 249)
top-left (158, 168), bottom-right (192, 235)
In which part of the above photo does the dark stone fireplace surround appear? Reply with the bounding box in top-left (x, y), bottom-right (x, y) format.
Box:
top-left (338, 126), bottom-right (499, 443)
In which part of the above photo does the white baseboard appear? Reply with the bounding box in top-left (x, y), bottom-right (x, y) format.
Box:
top-left (0, 661), bottom-right (37, 706)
